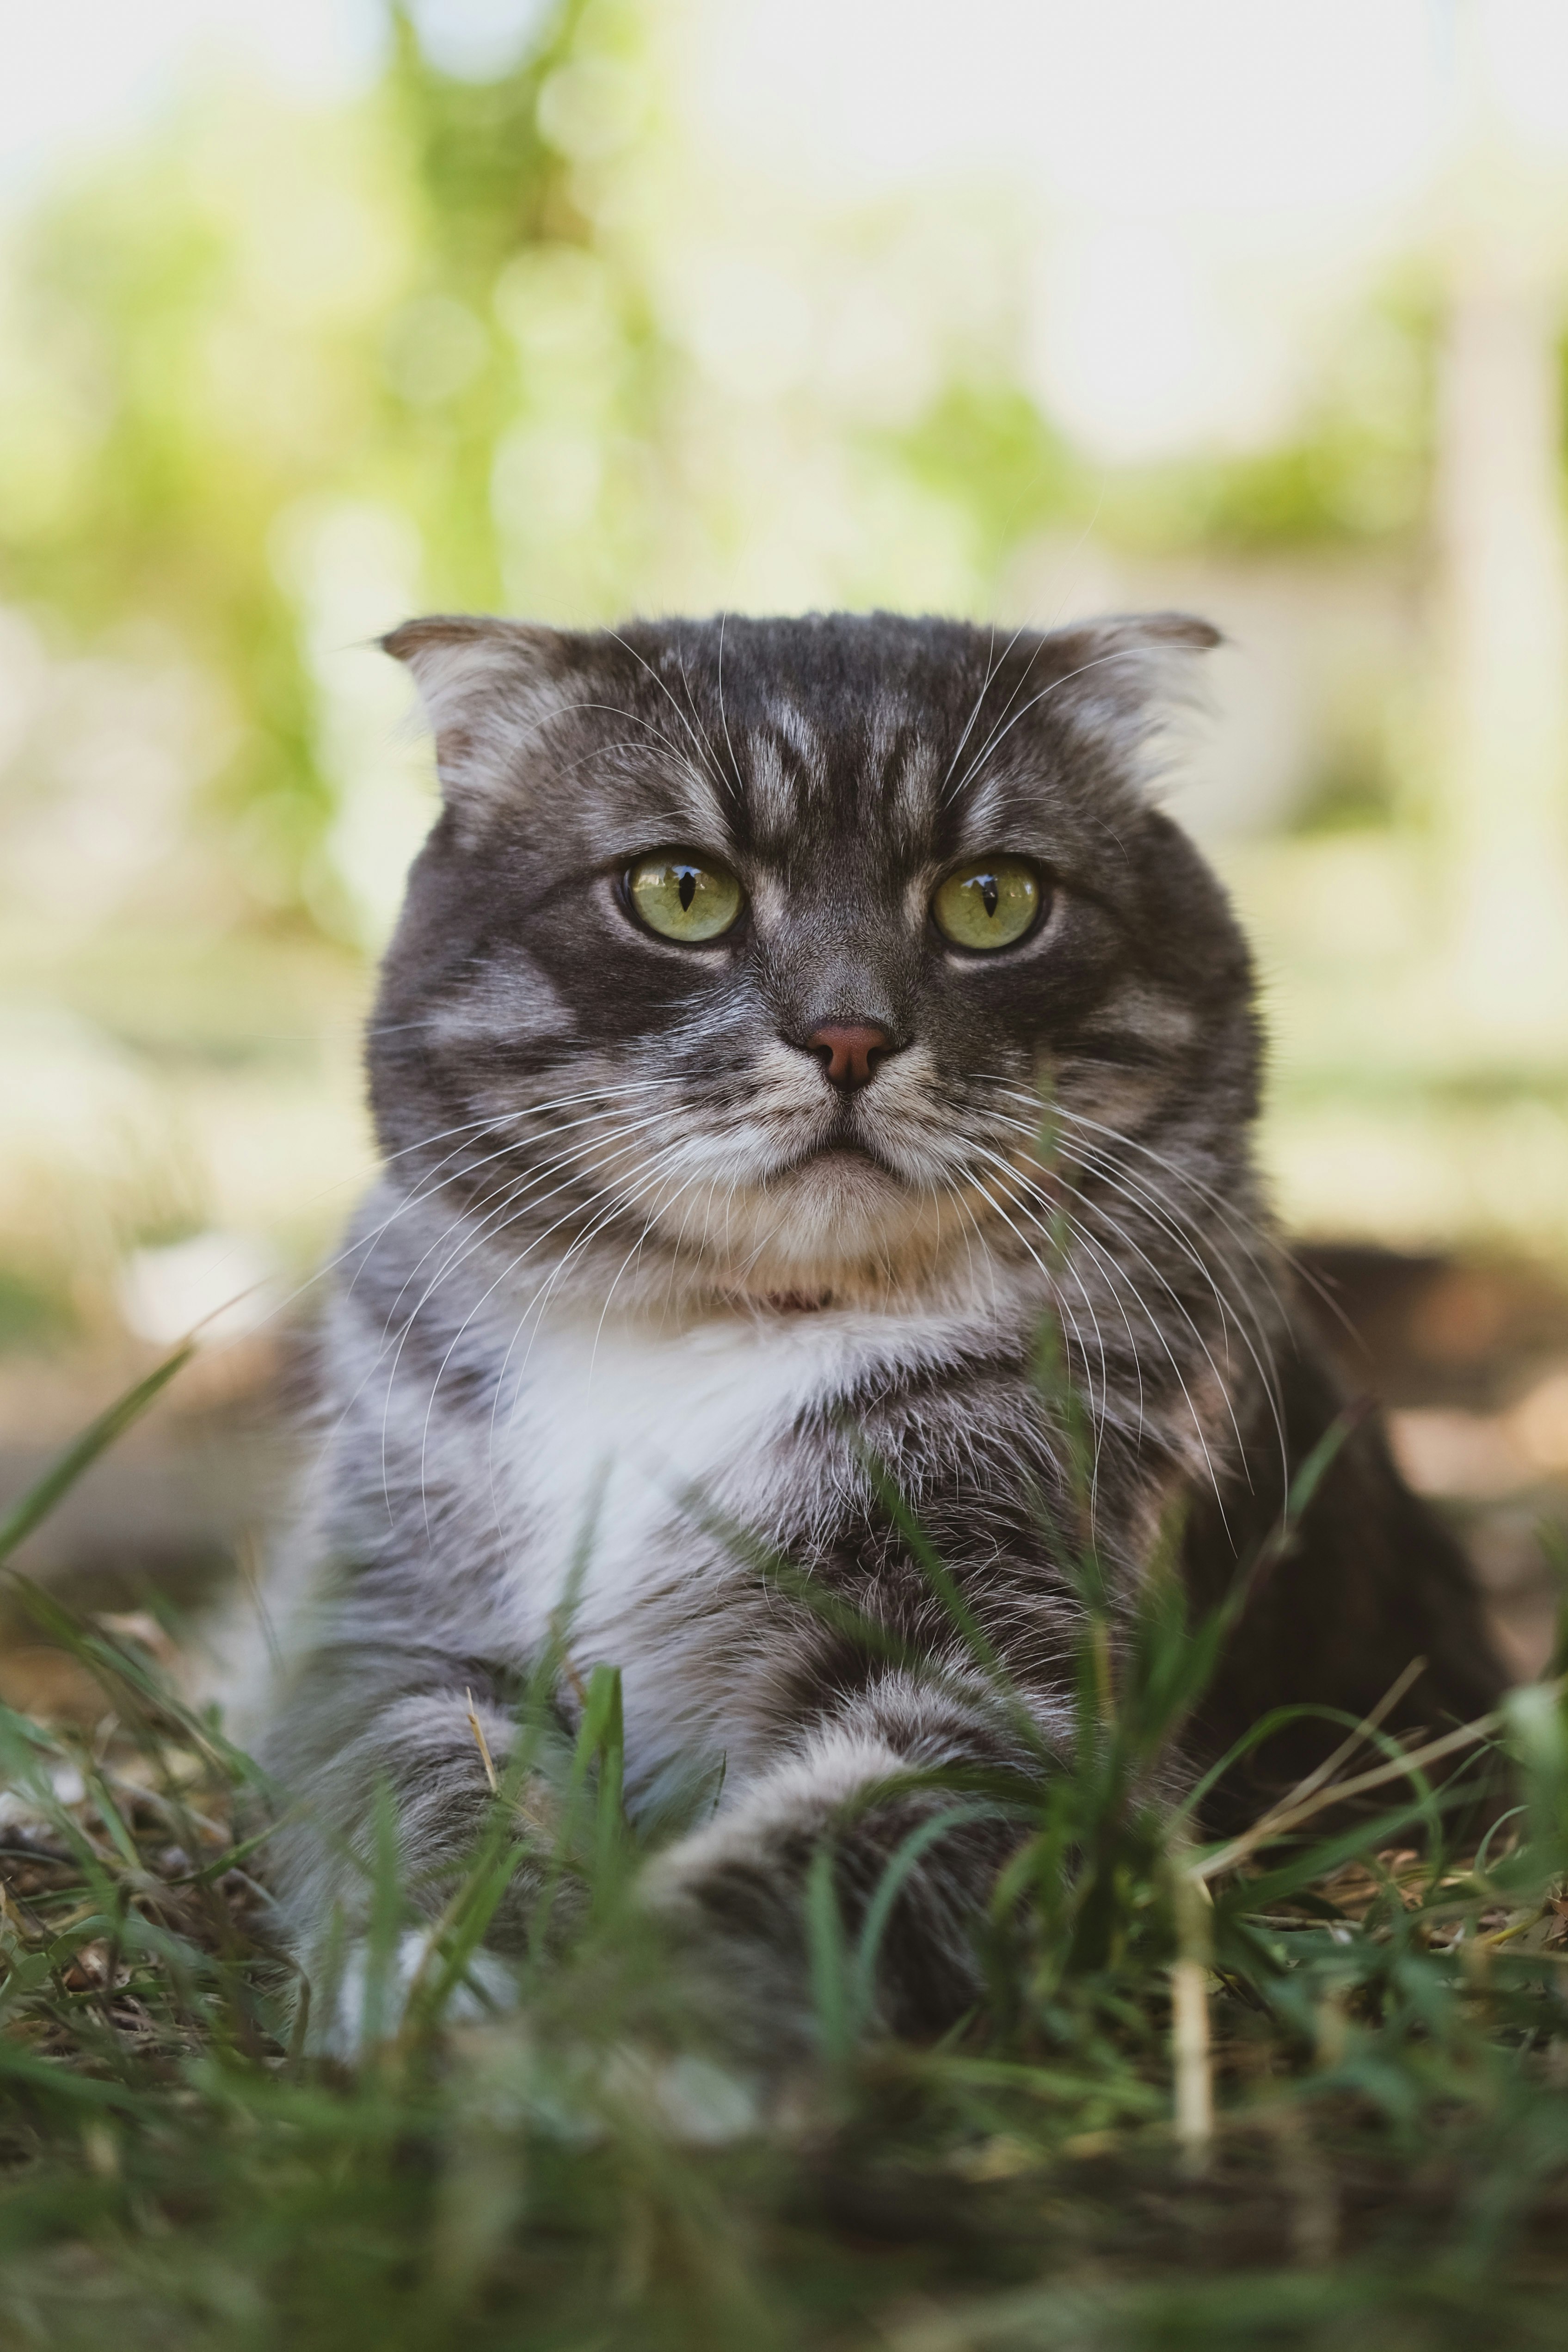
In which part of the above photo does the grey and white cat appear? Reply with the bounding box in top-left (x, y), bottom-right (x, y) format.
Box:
top-left (258, 609), bottom-right (1503, 2058)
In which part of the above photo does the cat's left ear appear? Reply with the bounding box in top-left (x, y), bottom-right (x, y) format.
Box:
top-left (1039, 610), bottom-right (1221, 783)
top-left (382, 614), bottom-right (574, 830)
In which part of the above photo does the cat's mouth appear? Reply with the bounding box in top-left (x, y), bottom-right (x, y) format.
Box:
top-left (775, 1138), bottom-right (904, 1184)
top-left (770, 1093), bottom-right (913, 1182)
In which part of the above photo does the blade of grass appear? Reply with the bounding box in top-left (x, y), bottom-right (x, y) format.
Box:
top-left (0, 1343), bottom-right (194, 1566)
top-left (1171, 1860), bottom-right (1213, 2175)
top-left (849, 1800), bottom-right (997, 2037)
top-left (1190, 1694), bottom-right (1539, 1884)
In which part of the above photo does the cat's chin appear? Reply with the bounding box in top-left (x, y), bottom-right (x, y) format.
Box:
top-left (656, 1144), bottom-right (971, 1304)
top-left (770, 1141), bottom-right (910, 1214)
top-left (790, 1142), bottom-right (895, 1179)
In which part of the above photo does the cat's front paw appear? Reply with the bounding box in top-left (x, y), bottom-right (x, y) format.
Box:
top-left (637, 1832), bottom-right (821, 2073)
top-left (311, 1927), bottom-right (520, 2060)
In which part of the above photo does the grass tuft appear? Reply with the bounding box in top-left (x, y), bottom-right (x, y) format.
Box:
top-left (1, 1343), bottom-right (1567, 2347)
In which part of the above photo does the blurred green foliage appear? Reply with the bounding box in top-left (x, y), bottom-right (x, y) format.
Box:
top-left (0, 0), bottom-right (614, 935)
top-left (0, 0), bottom-right (1443, 945)
top-left (1107, 291), bottom-right (1439, 555)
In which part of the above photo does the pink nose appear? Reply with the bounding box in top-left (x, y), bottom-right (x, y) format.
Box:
top-left (808, 1023), bottom-right (892, 1091)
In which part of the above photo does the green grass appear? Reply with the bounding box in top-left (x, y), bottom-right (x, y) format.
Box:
top-left (2, 1348), bottom-right (1568, 2349)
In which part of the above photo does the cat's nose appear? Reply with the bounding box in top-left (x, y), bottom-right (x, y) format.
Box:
top-left (807, 1023), bottom-right (893, 1091)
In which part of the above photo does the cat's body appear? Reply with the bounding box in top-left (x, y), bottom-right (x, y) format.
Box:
top-left (260, 610), bottom-right (1504, 2056)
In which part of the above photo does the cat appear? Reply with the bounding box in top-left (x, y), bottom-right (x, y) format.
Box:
top-left (257, 608), bottom-right (1505, 2062)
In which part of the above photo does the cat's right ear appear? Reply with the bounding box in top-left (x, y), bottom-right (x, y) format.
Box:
top-left (381, 614), bottom-right (573, 830)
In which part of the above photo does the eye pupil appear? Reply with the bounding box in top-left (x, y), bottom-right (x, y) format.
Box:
top-left (980, 876), bottom-right (998, 919)
top-left (678, 869), bottom-right (696, 911)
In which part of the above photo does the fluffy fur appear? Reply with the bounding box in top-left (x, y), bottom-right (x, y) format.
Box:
top-left (258, 609), bottom-right (1504, 2059)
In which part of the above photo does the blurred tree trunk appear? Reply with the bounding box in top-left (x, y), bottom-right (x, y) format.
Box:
top-left (1433, 6), bottom-right (1568, 1044)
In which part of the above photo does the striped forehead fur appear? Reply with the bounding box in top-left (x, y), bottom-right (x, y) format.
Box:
top-left (763, 697), bottom-right (826, 785)
top-left (384, 608), bottom-right (1219, 849)
top-left (743, 729), bottom-right (797, 835)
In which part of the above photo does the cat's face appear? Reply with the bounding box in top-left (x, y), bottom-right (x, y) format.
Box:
top-left (369, 611), bottom-right (1257, 1311)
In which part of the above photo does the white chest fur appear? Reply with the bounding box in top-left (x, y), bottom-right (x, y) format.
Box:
top-left (502, 1308), bottom-right (879, 1604)
top-left (492, 1303), bottom-right (972, 1794)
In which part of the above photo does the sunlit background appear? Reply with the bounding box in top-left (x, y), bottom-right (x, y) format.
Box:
top-left (3, 0), bottom-right (1567, 1661)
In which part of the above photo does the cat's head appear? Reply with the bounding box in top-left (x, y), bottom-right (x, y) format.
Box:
top-left (369, 610), bottom-right (1258, 1313)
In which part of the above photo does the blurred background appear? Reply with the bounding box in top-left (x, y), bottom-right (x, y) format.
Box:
top-left (1, 0), bottom-right (1566, 1687)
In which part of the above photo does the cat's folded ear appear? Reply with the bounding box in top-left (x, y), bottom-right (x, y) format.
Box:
top-left (382, 614), bottom-right (576, 827)
top-left (1038, 610), bottom-right (1221, 781)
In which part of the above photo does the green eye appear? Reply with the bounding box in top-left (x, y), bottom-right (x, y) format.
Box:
top-left (932, 857), bottom-right (1042, 952)
top-left (627, 852), bottom-right (744, 943)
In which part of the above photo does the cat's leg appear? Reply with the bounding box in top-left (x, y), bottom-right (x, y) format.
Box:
top-left (315, 1926), bottom-right (518, 2060)
top-left (638, 1667), bottom-right (1046, 2070)
top-left (261, 1658), bottom-right (573, 2051)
